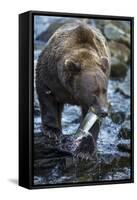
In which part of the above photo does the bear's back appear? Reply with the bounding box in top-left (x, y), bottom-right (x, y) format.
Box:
top-left (48, 22), bottom-right (110, 60)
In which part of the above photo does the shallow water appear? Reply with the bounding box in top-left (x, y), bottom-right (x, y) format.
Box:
top-left (33, 16), bottom-right (131, 185)
top-left (33, 78), bottom-right (131, 185)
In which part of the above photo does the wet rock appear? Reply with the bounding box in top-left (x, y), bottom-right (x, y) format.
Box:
top-left (117, 142), bottom-right (131, 153)
top-left (92, 19), bottom-right (110, 32)
top-left (115, 87), bottom-right (130, 98)
top-left (115, 69), bottom-right (130, 97)
top-left (109, 41), bottom-right (130, 63)
top-left (110, 57), bottom-right (128, 79)
top-left (34, 135), bottom-right (72, 160)
top-left (119, 121), bottom-right (131, 139)
top-left (111, 21), bottom-right (130, 33)
top-left (101, 153), bottom-right (130, 168)
top-left (126, 113), bottom-right (131, 120)
top-left (110, 167), bottom-right (131, 180)
top-left (104, 23), bottom-right (130, 46)
top-left (92, 20), bottom-right (130, 35)
top-left (99, 153), bottom-right (130, 180)
top-left (110, 111), bottom-right (125, 124)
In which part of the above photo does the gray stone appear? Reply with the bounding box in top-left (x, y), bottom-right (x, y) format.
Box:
top-left (117, 142), bottom-right (131, 153)
top-left (111, 21), bottom-right (130, 33)
top-left (109, 41), bottom-right (130, 63)
top-left (104, 23), bottom-right (130, 46)
top-left (110, 111), bottom-right (125, 124)
top-left (110, 57), bottom-right (128, 79)
top-left (115, 69), bottom-right (130, 97)
top-left (119, 121), bottom-right (131, 139)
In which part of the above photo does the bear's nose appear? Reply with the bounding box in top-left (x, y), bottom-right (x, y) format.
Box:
top-left (100, 107), bottom-right (108, 117)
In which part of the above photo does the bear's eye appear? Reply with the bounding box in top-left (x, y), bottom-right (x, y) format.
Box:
top-left (91, 95), bottom-right (97, 104)
top-left (94, 89), bottom-right (99, 95)
top-left (102, 88), bottom-right (107, 94)
top-left (65, 59), bottom-right (81, 73)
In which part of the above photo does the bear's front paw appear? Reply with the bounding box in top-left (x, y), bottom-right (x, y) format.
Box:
top-left (42, 126), bottom-right (62, 146)
top-left (74, 133), bottom-right (97, 160)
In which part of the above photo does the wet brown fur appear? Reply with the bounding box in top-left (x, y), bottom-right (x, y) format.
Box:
top-left (36, 22), bottom-right (110, 141)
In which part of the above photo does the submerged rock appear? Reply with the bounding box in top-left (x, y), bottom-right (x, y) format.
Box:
top-left (115, 87), bottom-right (130, 98)
top-left (119, 121), bottom-right (131, 139)
top-left (117, 142), bottom-right (131, 153)
top-left (110, 111), bottom-right (125, 124)
top-left (115, 69), bottom-right (130, 97)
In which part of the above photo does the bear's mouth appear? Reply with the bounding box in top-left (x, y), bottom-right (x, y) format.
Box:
top-left (89, 106), bottom-right (108, 118)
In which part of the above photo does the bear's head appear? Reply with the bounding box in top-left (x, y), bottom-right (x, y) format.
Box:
top-left (57, 48), bottom-right (110, 117)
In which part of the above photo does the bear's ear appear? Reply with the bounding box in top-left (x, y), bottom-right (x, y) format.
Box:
top-left (100, 56), bottom-right (109, 74)
top-left (65, 59), bottom-right (81, 72)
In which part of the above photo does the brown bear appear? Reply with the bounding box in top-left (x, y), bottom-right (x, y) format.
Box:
top-left (36, 22), bottom-right (111, 155)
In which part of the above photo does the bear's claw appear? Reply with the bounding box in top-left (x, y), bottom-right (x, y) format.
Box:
top-left (42, 126), bottom-right (62, 147)
top-left (73, 133), bottom-right (97, 160)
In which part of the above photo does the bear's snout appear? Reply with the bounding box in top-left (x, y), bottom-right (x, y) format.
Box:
top-left (99, 106), bottom-right (108, 118)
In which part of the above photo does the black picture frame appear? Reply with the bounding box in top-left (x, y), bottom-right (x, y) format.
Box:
top-left (19, 10), bottom-right (134, 189)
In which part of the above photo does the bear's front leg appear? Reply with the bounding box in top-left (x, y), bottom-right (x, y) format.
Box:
top-left (74, 107), bottom-right (101, 159)
top-left (36, 83), bottom-right (63, 145)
